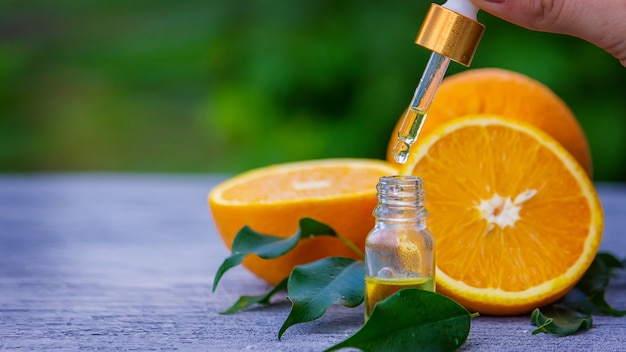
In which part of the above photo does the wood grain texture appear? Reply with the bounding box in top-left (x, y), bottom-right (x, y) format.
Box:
top-left (0, 174), bottom-right (625, 351)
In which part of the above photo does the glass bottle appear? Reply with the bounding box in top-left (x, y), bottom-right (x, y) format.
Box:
top-left (364, 175), bottom-right (435, 320)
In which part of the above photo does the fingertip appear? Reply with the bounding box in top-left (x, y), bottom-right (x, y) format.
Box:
top-left (471, 0), bottom-right (506, 8)
top-left (470, 0), bottom-right (508, 17)
top-left (472, 0), bottom-right (505, 3)
top-left (470, 0), bottom-right (537, 31)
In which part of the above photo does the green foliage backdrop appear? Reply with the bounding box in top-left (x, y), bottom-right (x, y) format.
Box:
top-left (1, 1), bottom-right (625, 181)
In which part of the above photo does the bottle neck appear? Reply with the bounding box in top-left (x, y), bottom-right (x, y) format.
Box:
top-left (373, 175), bottom-right (427, 224)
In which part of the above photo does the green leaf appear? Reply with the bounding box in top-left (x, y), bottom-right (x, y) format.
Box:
top-left (212, 218), bottom-right (337, 292)
top-left (531, 306), bottom-right (593, 336)
top-left (530, 252), bottom-right (625, 337)
top-left (576, 252), bottom-right (622, 296)
top-left (557, 252), bottom-right (626, 317)
top-left (596, 252), bottom-right (625, 271)
top-left (324, 289), bottom-right (475, 352)
top-left (278, 257), bottom-right (364, 339)
top-left (220, 277), bottom-right (288, 315)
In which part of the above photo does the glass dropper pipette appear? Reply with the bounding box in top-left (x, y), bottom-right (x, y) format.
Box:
top-left (392, 0), bottom-right (485, 164)
top-left (392, 52), bottom-right (450, 164)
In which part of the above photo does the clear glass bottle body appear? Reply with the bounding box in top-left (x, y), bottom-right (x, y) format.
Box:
top-left (364, 175), bottom-right (435, 320)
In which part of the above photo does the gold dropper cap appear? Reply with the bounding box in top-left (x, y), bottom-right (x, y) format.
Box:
top-left (415, 4), bottom-right (485, 66)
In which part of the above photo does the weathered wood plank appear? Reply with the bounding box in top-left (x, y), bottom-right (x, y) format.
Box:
top-left (0, 175), bottom-right (624, 351)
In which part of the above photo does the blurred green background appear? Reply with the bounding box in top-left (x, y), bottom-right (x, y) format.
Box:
top-left (1, 1), bottom-right (625, 181)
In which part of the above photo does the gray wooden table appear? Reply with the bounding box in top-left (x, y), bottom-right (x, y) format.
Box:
top-left (1, 174), bottom-right (625, 351)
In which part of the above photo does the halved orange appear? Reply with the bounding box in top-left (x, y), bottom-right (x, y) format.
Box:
top-left (387, 68), bottom-right (592, 176)
top-left (209, 158), bottom-right (399, 285)
top-left (400, 116), bottom-right (603, 315)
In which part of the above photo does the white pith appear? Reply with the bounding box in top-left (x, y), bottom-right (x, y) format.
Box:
top-left (477, 189), bottom-right (537, 231)
top-left (291, 179), bottom-right (332, 190)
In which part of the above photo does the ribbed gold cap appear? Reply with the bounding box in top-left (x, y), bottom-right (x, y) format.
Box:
top-left (415, 4), bottom-right (485, 66)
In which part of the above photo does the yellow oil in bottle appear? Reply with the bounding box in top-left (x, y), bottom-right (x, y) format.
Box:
top-left (364, 275), bottom-right (435, 320)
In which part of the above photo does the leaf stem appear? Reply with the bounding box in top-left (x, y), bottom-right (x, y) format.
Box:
top-left (336, 234), bottom-right (365, 260)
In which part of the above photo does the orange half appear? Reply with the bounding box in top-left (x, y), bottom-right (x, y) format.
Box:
top-left (400, 116), bottom-right (603, 315)
top-left (209, 158), bottom-right (399, 285)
